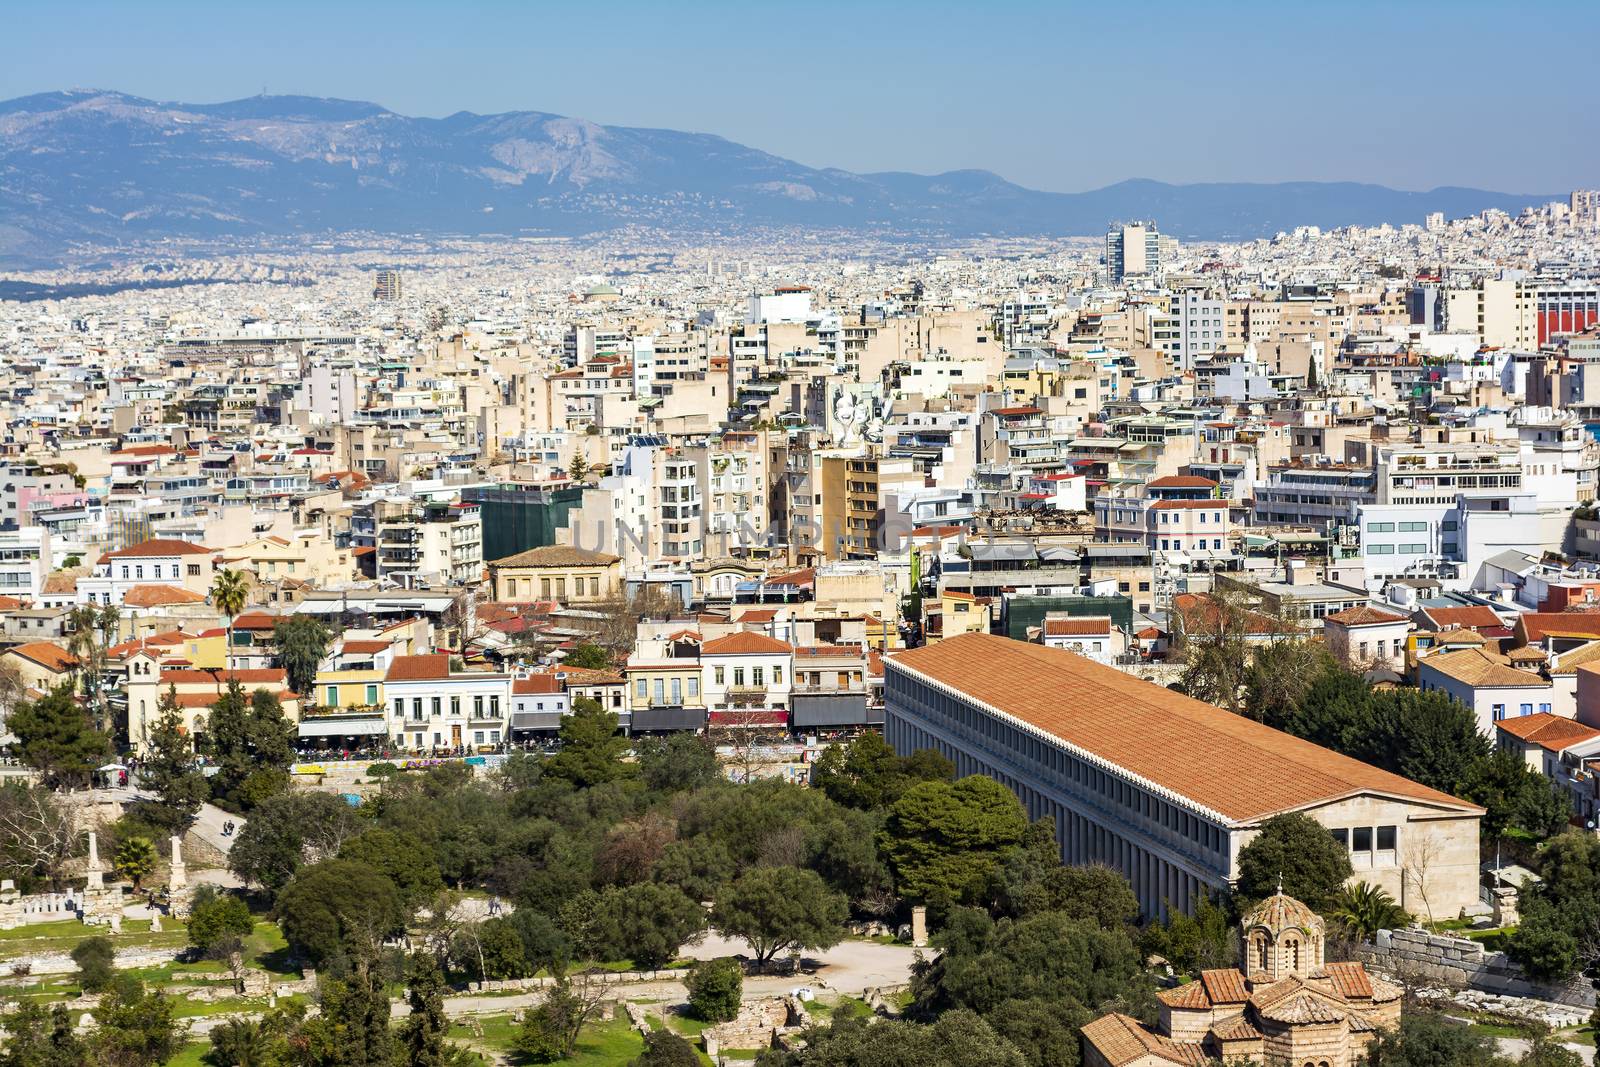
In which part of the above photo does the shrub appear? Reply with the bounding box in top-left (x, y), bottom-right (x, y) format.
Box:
top-left (685, 956), bottom-right (742, 1022)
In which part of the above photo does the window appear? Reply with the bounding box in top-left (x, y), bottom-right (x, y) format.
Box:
top-left (1376, 825), bottom-right (1397, 852)
top-left (1352, 826), bottom-right (1372, 854)
top-left (1368, 522), bottom-right (1395, 533)
top-left (474, 695), bottom-right (484, 717)
top-left (752, 666), bottom-right (765, 686)
top-left (431, 696), bottom-right (442, 717)
top-left (635, 677), bottom-right (648, 699)
top-left (714, 667), bottom-right (724, 685)
top-left (653, 679), bottom-right (665, 704)
top-left (1520, 703), bottom-right (1533, 716)
top-left (733, 667), bottom-right (745, 687)
top-left (1399, 521), bottom-right (1428, 532)
top-left (490, 696), bottom-right (500, 717)
top-left (1492, 703), bottom-right (1506, 721)
top-left (187, 564), bottom-right (201, 577)
top-left (394, 698), bottom-right (405, 718)
top-left (451, 695), bottom-right (461, 717)
top-left (670, 677), bottom-right (682, 704)
top-left (473, 731), bottom-right (484, 744)
top-left (411, 698), bottom-right (423, 721)
top-left (325, 686), bottom-right (338, 706)
top-left (366, 684), bottom-right (378, 704)
top-left (688, 677), bottom-right (700, 698)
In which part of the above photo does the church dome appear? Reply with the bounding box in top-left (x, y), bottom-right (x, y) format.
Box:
top-left (1243, 892), bottom-right (1322, 936)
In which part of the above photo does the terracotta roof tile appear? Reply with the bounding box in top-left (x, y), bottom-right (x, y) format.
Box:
top-left (701, 632), bottom-right (793, 656)
top-left (1325, 605), bottom-right (1409, 627)
top-left (1080, 1014), bottom-right (1207, 1066)
top-left (1199, 968), bottom-right (1250, 1004)
top-left (1044, 616), bottom-right (1112, 637)
top-left (1322, 961), bottom-right (1374, 1000)
top-left (489, 545), bottom-right (620, 568)
top-left (1419, 647), bottom-right (1545, 689)
top-left (1495, 711), bottom-right (1600, 750)
top-left (1421, 605), bottom-right (1503, 631)
top-left (1157, 982), bottom-right (1211, 1009)
top-left (102, 539), bottom-right (213, 559)
top-left (121, 584), bottom-right (208, 608)
top-left (888, 634), bottom-right (1482, 823)
top-left (384, 654), bottom-right (453, 682)
top-left (6, 642), bottom-right (76, 673)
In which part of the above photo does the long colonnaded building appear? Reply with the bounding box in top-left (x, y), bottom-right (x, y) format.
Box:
top-left (885, 633), bottom-right (1483, 919)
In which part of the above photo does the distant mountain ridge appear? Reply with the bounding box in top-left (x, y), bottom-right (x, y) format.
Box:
top-left (0, 89), bottom-right (1558, 263)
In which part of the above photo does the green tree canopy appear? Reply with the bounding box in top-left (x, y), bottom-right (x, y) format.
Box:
top-left (685, 956), bottom-right (742, 1022)
top-left (545, 697), bottom-right (633, 789)
top-left (810, 732), bottom-right (954, 810)
top-left (200, 681), bottom-right (297, 812)
top-left (275, 859), bottom-right (406, 969)
top-left (134, 685), bottom-right (209, 835)
top-left (1235, 813), bottom-right (1352, 911)
top-left (72, 934), bottom-right (116, 993)
top-left (562, 643), bottom-right (612, 670)
top-left (273, 615), bottom-right (332, 698)
top-left (880, 776), bottom-right (1029, 907)
top-left (595, 881), bottom-right (706, 970)
top-left (229, 790), bottom-right (362, 895)
top-left (338, 827), bottom-right (444, 910)
top-left (8, 684), bottom-right (111, 788)
top-left (187, 888), bottom-right (256, 959)
top-left (712, 866), bottom-right (847, 964)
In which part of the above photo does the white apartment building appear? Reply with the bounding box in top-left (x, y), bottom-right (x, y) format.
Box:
top-left (385, 653), bottom-right (512, 751)
top-left (0, 527), bottom-right (51, 601)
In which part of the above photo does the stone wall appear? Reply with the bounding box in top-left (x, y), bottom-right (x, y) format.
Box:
top-left (1350, 927), bottom-right (1595, 1009)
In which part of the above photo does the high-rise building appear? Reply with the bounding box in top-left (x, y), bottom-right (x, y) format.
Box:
top-left (373, 269), bottom-right (402, 301)
top-left (1572, 190), bottom-right (1600, 224)
top-left (1106, 221), bottom-right (1163, 282)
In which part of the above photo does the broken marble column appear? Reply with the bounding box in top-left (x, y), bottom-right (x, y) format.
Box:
top-left (84, 832), bottom-right (104, 891)
top-left (911, 905), bottom-right (928, 947)
top-left (167, 836), bottom-right (186, 892)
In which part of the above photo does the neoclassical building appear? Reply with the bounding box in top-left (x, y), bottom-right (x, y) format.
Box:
top-left (1082, 893), bottom-right (1402, 1067)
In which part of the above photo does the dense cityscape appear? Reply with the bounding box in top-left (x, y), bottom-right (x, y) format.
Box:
top-left (4, 11), bottom-right (1600, 1064)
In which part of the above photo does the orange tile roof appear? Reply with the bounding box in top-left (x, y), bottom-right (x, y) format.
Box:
top-left (1326, 605), bottom-right (1408, 626)
top-left (1149, 475), bottom-right (1218, 489)
top-left (1495, 711), bottom-right (1600, 750)
top-left (1323, 961), bottom-right (1374, 1000)
top-left (101, 538), bottom-right (213, 559)
top-left (1199, 968), bottom-right (1250, 1005)
top-left (1044, 616), bottom-right (1112, 636)
top-left (1419, 647), bottom-right (1544, 689)
top-left (1080, 1014), bottom-right (1207, 1066)
top-left (700, 632), bottom-right (793, 656)
top-left (1517, 612), bottom-right (1600, 644)
top-left (1421, 605), bottom-right (1503, 631)
top-left (385, 654), bottom-right (452, 682)
top-left (888, 634), bottom-right (1482, 824)
top-left (121, 584), bottom-right (208, 608)
top-left (1157, 981), bottom-right (1211, 1009)
top-left (340, 639), bottom-right (392, 655)
top-left (6, 641), bottom-right (76, 673)
top-left (513, 675), bottom-right (564, 695)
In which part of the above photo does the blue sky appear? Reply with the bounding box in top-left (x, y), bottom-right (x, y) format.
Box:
top-left (5, 0), bottom-right (1592, 193)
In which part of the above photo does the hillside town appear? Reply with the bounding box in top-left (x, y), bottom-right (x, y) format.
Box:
top-left (3, 192), bottom-right (1600, 1066)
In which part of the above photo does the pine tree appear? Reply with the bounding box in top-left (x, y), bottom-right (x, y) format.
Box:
top-left (135, 686), bottom-right (208, 834)
top-left (398, 952), bottom-right (455, 1067)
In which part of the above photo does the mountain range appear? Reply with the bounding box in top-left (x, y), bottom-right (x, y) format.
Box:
top-left (0, 90), bottom-right (1559, 265)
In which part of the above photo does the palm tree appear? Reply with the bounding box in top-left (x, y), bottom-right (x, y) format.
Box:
top-left (66, 604), bottom-right (107, 730)
top-left (211, 569), bottom-right (249, 675)
top-left (1328, 881), bottom-right (1409, 942)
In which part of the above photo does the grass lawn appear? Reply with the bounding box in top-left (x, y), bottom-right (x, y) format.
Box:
top-left (0, 917), bottom-right (190, 962)
top-left (449, 1012), bottom-right (645, 1065)
top-left (166, 1043), bottom-right (210, 1067)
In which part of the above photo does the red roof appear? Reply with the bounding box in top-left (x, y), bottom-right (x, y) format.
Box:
top-left (1044, 617), bottom-right (1112, 637)
top-left (1495, 712), bottom-right (1600, 750)
top-left (7, 642), bottom-right (76, 673)
top-left (158, 668), bottom-right (289, 686)
top-left (385, 654), bottom-right (453, 682)
top-left (1325, 606), bottom-right (1408, 627)
top-left (102, 539), bottom-right (212, 559)
top-left (700, 632), bottom-right (793, 656)
top-left (1422, 605), bottom-right (1505, 631)
top-left (122, 584), bottom-right (208, 608)
top-left (514, 675), bottom-right (564, 695)
top-left (1148, 475), bottom-right (1218, 489)
top-left (340, 639), bottom-right (392, 655)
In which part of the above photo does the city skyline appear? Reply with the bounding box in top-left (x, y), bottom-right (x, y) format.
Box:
top-left (4, 0), bottom-right (1596, 194)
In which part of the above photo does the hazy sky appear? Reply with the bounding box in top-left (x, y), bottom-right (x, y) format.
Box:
top-left (5, 0), bottom-right (1593, 193)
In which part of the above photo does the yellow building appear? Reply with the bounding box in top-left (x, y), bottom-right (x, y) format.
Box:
top-left (487, 545), bottom-right (622, 603)
top-left (218, 532), bottom-right (356, 588)
top-left (926, 590), bottom-right (991, 644)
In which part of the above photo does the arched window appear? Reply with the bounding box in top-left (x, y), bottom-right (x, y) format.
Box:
top-left (1287, 937), bottom-right (1300, 971)
top-left (1255, 935), bottom-right (1268, 972)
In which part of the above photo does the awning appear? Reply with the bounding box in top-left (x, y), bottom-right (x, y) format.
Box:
top-left (630, 707), bottom-right (706, 732)
top-left (790, 694), bottom-right (879, 727)
top-left (708, 710), bottom-right (789, 727)
top-left (298, 716), bottom-right (387, 738)
top-left (511, 711), bottom-right (565, 732)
